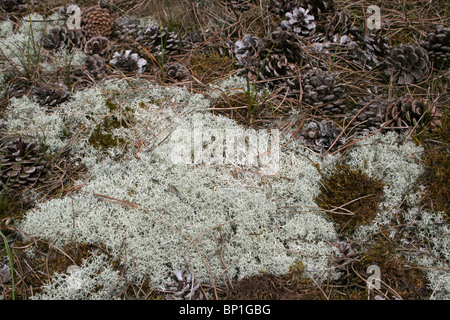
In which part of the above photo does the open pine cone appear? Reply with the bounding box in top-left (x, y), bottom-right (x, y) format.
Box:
top-left (84, 54), bottom-right (108, 78)
top-left (43, 26), bottom-right (68, 51)
top-left (324, 10), bottom-right (361, 44)
top-left (301, 69), bottom-right (347, 116)
top-left (81, 5), bottom-right (114, 39)
top-left (112, 17), bottom-right (142, 43)
top-left (303, 0), bottom-right (335, 16)
top-left (269, 0), bottom-right (299, 16)
top-left (4, 78), bottom-right (33, 100)
top-left (356, 32), bottom-right (390, 67)
top-left (1, 138), bottom-right (48, 191)
top-left (43, 26), bottom-right (86, 52)
top-left (263, 27), bottom-right (305, 64)
top-left (259, 53), bottom-right (299, 97)
top-left (385, 44), bottom-right (431, 84)
top-left (163, 62), bottom-right (191, 83)
top-left (109, 50), bottom-right (147, 74)
top-left (297, 120), bottom-right (346, 154)
top-left (75, 54), bottom-right (109, 86)
top-left (32, 83), bottom-right (70, 107)
top-left (167, 270), bottom-right (204, 300)
top-left (348, 96), bottom-right (388, 136)
top-left (84, 36), bottom-right (111, 55)
top-left (67, 29), bottom-right (87, 51)
top-left (234, 34), bottom-right (262, 67)
top-left (281, 7), bottom-right (316, 37)
top-left (421, 25), bottom-right (450, 70)
top-left (383, 96), bottom-right (442, 132)
top-left (135, 25), bottom-right (180, 59)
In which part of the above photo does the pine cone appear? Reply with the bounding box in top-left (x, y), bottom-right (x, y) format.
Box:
top-left (32, 83), bottom-right (70, 107)
top-left (5, 78), bottom-right (32, 100)
top-left (269, 0), bottom-right (299, 16)
top-left (324, 10), bottom-right (361, 44)
top-left (112, 17), bottom-right (142, 43)
top-left (81, 5), bottom-right (114, 39)
top-left (348, 96), bottom-right (388, 136)
top-left (135, 25), bottom-right (180, 59)
top-left (136, 25), bottom-right (162, 47)
top-left (298, 120), bottom-right (346, 154)
top-left (259, 53), bottom-right (299, 97)
top-left (302, 69), bottom-right (347, 116)
top-left (363, 32), bottom-right (390, 59)
top-left (84, 36), bottom-right (110, 55)
top-left (163, 62), bottom-right (191, 83)
top-left (43, 27), bottom-right (86, 52)
top-left (75, 54), bottom-right (109, 86)
top-left (66, 29), bottom-right (86, 52)
top-left (303, 0), bottom-right (335, 16)
top-left (109, 50), bottom-right (147, 74)
top-left (332, 241), bottom-right (357, 268)
top-left (385, 44), bottom-right (431, 84)
top-left (167, 270), bottom-right (204, 300)
top-left (345, 34), bottom-right (388, 70)
top-left (43, 26), bottom-right (68, 51)
top-left (383, 96), bottom-right (442, 132)
top-left (0, 138), bottom-right (48, 191)
top-left (234, 34), bottom-right (262, 67)
top-left (357, 32), bottom-right (390, 67)
top-left (421, 25), bottom-right (450, 70)
top-left (0, 0), bottom-right (35, 13)
top-left (84, 54), bottom-right (108, 78)
top-left (281, 7), bottom-right (316, 37)
top-left (263, 27), bottom-right (305, 64)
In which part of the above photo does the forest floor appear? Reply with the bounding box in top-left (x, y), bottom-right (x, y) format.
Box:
top-left (0, 0), bottom-right (448, 300)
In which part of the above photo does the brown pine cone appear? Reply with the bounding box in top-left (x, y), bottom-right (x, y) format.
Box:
top-left (383, 96), bottom-right (442, 132)
top-left (0, 138), bottom-right (48, 191)
top-left (81, 5), bottom-right (114, 39)
top-left (163, 62), bottom-right (191, 83)
top-left (32, 83), bottom-right (70, 108)
top-left (421, 25), bottom-right (450, 70)
top-left (298, 120), bottom-right (346, 154)
top-left (384, 44), bottom-right (431, 84)
top-left (84, 36), bottom-right (111, 55)
top-left (302, 69), bottom-right (347, 116)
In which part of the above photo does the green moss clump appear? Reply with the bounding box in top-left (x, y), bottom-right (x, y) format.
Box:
top-left (315, 164), bottom-right (385, 235)
top-left (88, 125), bottom-right (126, 151)
top-left (88, 100), bottom-right (134, 153)
top-left (327, 235), bottom-right (432, 300)
top-left (356, 237), bottom-right (431, 300)
top-left (417, 107), bottom-right (449, 220)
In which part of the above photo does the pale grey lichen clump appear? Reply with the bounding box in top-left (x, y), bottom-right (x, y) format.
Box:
top-left (17, 83), bottom-right (341, 298)
top-left (9, 74), bottom-right (447, 299)
top-left (31, 253), bottom-right (126, 300)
